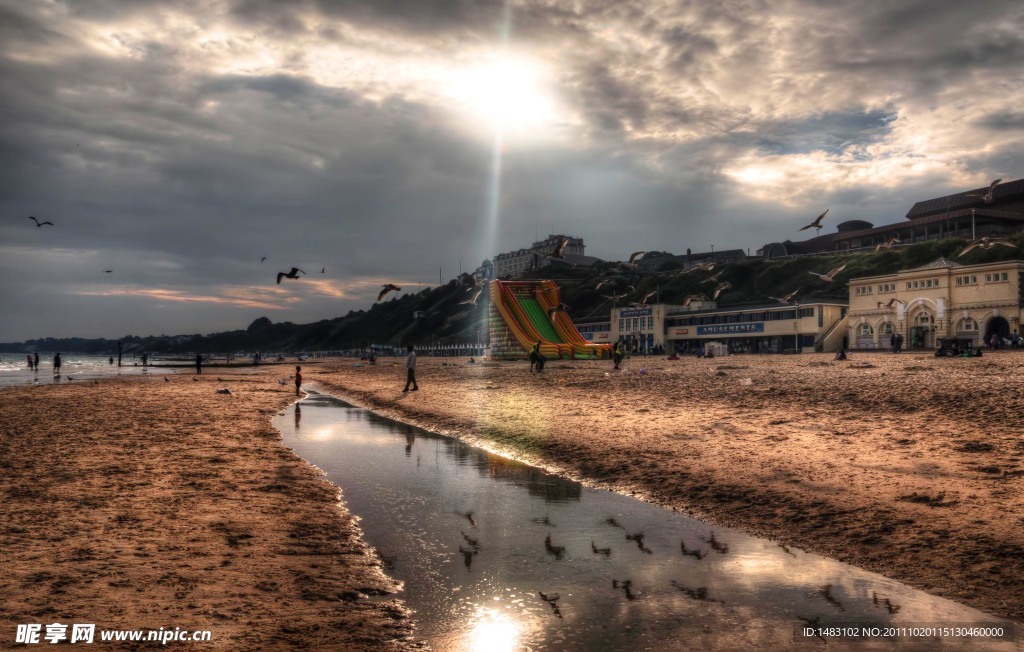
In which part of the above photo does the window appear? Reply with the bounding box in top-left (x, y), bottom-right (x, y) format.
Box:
top-left (958, 318), bottom-right (977, 331)
top-left (1002, 272), bottom-right (1008, 281)
top-left (956, 277), bottom-right (962, 286)
top-left (881, 323), bottom-right (893, 334)
top-left (906, 282), bottom-right (912, 290)
top-left (859, 324), bottom-right (872, 336)
top-left (971, 275), bottom-right (977, 284)
top-left (986, 274), bottom-right (992, 282)
top-left (619, 319), bottom-right (624, 330)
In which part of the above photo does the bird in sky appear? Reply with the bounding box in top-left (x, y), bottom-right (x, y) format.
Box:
top-left (676, 261), bottom-right (715, 275)
top-left (619, 251), bottom-right (646, 269)
top-left (639, 290), bottom-right (657, 305)
top-left (377, 283), bottom-right (401, 302)
top-left (260, 257), bottom-right (267, 263)
top-left (276, 267), bottom-right (305, 284)
top-left (545, 238), bottom-right (570, 259)
top-left (459, 287), bottom-right (484, 305)
top-left (808, 264), bottom-right (847, 282)
top-left (874, 238), bottom-right (901, 252)
top-left (683, 293), bottom-right (709, 306)
top-left (28, 216), bottom-right (54, 227)
top-left (321, 267), bottom-right (325, 274)
top-left (712, 281), bottom-right (732, 300)
top-left (966, 178), bottom-right (1002, 204)
top-left (799, 209), bottom-right (830, 233)
top-left (877, 298), bottom-right (905, 309)
top-left (548, 303), bottom-right (570, 317)
top-left (104, 270), bottom-right (113, 273)
top-left (958, 237), bottom-right (1017, 257)
top-left (701, 270), bottom-right (725, 284)
top-left (602, 290), bottom-right (632, 304)
top-left (768, 288), bottom-right (801, 304)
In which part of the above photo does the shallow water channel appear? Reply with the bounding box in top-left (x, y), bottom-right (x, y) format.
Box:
top-left (274, 392), bottom-right (1017, 651)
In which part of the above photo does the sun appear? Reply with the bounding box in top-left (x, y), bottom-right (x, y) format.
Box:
top-left (444, 54), bottom-right (559, 134)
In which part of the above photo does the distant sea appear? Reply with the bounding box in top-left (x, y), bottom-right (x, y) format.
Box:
top-left (0, 354), bottom-right (174, 387)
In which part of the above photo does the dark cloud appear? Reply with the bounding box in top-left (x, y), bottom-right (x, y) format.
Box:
top-left (1, 0), bottom-right (1022, 340)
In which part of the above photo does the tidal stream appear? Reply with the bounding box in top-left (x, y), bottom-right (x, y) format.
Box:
top-left (273, 391), bottom-right (1017, 651)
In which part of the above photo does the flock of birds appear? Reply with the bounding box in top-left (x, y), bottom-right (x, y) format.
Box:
top-left (23, 178), bottom-right (1017, 312)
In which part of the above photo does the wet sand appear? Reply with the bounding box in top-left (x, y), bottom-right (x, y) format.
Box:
top-left (0, 372), bottom-right (413, 649)
top-left (313, 352), bottom-right (1024, 623)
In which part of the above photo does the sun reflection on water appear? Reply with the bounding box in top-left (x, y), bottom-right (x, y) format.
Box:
top-left (466, 607), bottom-right (520, 652)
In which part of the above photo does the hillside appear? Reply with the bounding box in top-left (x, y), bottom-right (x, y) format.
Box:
top-left (3, 234), bottom-right (1022, 354)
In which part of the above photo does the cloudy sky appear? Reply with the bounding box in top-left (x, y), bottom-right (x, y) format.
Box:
top-left (2, 0), bottom-right (1022, 340)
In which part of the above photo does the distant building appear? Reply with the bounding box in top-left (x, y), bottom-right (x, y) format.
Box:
top-left (760, 178), bottom-right (1024, 258)
top-left (664, 301), bottom-right (848, 354)
top-left (493, 235), bottom-right (593, 278)
top-left (847, 257), bottom-right (1024, 350)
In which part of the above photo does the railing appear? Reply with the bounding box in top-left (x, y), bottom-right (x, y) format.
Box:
top-left (814, 316), bottom-right (848, 352)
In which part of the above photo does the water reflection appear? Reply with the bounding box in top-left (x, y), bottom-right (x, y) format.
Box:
top-left (276, 393), bottom-right (1018, 651)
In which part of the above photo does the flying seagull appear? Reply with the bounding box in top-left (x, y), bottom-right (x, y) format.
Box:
top-left (712, 281), bottom-right (732, 300)
top-left (877, 298), bottom-right (905, 309)
top-left (799, 209), bottom-right (829, 233)
top-left (321, 267), bottom-right (325, 274)
top-left (545, 238), bottom-right (570, 260)
top-left (548, 303), bottom-right (570, 317)
top-left (677, 262), bottom-right (715, 275)
top-left (808, 264), bottom-right (847, 282)
top-left (276, 267), bottom-right (305, 284)
top-left (459, 287), bottom-right (484, 305)
top-left (958, 237), bottom-right (1017, 257)
top-left (966, 178), bottom-right (1002, 204)
top-left (104, 270), bottom-right (113, 273)
top-left (768, 287), bottom-right (801, 304)
top-left (260, 257), bottom-right (267, 263)
top-left (683, 293), bottom-right (709, 306)
top-left (377, 283), bottom-right (401, 302)
top-left (701, 270), bottom-right (725, 284)
top-left (620, 251), bottom-right (646, 269)
top-left (874, 238), bottom-right (901, 252)
top-left (639, 290), bottom-right (657, 305)
top-left (602, 288), bottom-right (633, 303)
top-left (28, 216), bottom-right (54, 227)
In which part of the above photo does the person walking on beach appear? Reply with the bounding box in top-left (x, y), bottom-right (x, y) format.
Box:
top-left (613, 341), bottom-right (624, 370)
top-left (26, 354), bottom-right (33, 371)
top-left (294, 366), bottom-right (303, 396)
top-left (117, 341), bottom-right (123, 367)
top-left (402, 345), bottom-right (418, 392)
top-left (142, 353), bottom-right (148, 368)
top-left (53, 352), bottom-right (62, 374)
top-left (195, 353), bottom-right (203, 374)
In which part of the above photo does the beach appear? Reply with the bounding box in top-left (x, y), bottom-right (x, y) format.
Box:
top-left (3, 352), bottom-right (1023, 650)
top-left (0, 371), bottom-right (413, 649)
top-left (313, 352), bottom-right (1024, 623)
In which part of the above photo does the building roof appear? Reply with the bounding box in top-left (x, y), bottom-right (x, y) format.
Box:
top-left (914, 257), bottom-right (963, 270)
top-left (833, 208), bottom-right (1024, 240)
top-left (906, 178), bottom-right (1024, 219)
top-left (667, 300), bottom-right (846, 317)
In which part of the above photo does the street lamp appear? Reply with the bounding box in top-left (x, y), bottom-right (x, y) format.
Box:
top-left (971, 208), bottom-right (976, 240)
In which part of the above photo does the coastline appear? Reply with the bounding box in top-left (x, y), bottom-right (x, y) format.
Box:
top-left (0, 371), bottom-right (413, 649)
top-left (313, 352), bottom-right (1024, 623)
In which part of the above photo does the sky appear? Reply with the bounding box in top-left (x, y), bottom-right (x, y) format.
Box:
top-left (2, 0), bottom-right (1023, 340)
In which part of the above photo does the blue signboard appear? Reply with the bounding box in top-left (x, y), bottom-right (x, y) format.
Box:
top-left (696, 323), bottom-right (764, 335)
top-left (619, 307), bottom-right (652, 318)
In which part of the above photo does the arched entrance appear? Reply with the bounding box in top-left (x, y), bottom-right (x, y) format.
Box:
top-left (908, 309), bottom-right (935, 349)
top-left (985, 316), bottom-right (1010, 346)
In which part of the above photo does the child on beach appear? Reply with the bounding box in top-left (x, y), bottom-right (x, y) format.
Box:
top-left (295, 366), bottom-right (302, 396)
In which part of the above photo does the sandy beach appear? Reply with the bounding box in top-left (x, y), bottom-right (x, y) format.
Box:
top-left (312, 351), bottom-right (1024, 623)
top-left (0, 371), bottom-right (413, 649)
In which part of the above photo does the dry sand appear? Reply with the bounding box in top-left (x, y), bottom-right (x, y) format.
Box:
top-left (313, 351), bottom-right (1024, 623)
top-left (0, 371), bottom-right (413, 650)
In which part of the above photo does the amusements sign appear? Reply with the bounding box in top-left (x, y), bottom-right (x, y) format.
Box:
top-left (696, 323), bottom-right (764, 335)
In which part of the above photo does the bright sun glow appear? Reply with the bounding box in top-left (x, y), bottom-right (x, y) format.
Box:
top-left (466, 608), bottom-right (520, 652)
top-left (444, 55), bottom-right (559, 132)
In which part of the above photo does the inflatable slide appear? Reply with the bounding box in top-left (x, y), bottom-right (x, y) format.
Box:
top-left (488, 279), bottom-right (612, 360)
